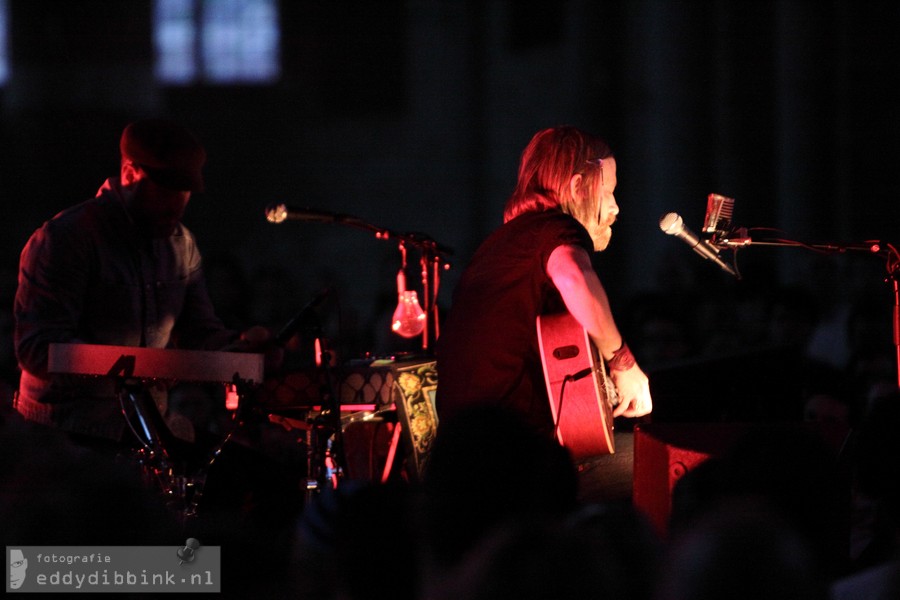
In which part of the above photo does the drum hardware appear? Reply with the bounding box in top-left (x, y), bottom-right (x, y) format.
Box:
top-left (116, 380), bottom-right (176, 503)
top-left (48, 343), bottom-right (265, 522)
top-left (304, 411), bottom-right (341, 494)
top-left (302, 335), bottom-right (348, 503)
top-left (260, 356), bottom-right (439, 487)
top-left (117, 375), bottom-right (260, 523)
top-left (263, 206), bottom-right (449, 490)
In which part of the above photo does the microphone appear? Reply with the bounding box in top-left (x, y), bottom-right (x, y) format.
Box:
top-left (265, 204), bottom-right (343, 224)
top-left (659, 212), bottom-right (740, 279)
top-left (703, 193), bottom-right (735, 236)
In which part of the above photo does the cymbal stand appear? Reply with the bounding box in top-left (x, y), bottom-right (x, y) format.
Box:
top-left (304, 325), bottom-right (346, 503)
top-left (175, 375), bottom-right (258, 522)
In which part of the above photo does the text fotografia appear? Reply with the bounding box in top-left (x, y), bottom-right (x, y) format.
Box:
top-left (34, 553), bottom-right (111, 565)
top-left (7, 545), bottom-right (222, 593)
top-left (35, 569), bottom-right (214, 589)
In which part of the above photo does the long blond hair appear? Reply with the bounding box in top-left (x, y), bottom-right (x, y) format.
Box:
top-left (503, 126), bottom-right (613, 223)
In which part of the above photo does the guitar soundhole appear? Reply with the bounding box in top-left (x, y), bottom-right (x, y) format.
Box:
top-left (553, 345), bottom-right (580, 360)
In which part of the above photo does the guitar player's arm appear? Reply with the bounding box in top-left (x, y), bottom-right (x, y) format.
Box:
top-left (546, 244), bottom-right (652, 418)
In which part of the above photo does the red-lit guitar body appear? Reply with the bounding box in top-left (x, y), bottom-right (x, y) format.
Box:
top-left (537, 312), bottom-right (617, 459)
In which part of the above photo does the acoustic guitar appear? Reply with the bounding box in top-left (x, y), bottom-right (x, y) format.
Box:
top-left (537, 312), bottom-right (618, 459)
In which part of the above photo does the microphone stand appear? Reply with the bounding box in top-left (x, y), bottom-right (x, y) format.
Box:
top-left (714, 228), bottom-right (900, 388)
top-left (267, 208), bottom-right (453, 353)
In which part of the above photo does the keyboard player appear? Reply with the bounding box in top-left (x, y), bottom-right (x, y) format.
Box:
top-left (12, 118), bottom-right (277, 450)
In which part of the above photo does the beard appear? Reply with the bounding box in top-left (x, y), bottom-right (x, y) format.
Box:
top-left (588, 222), bottom-right (613, 252)
top-left (560, 189), bottom-right (614, 252)
top-left (125, 181), bottom-right (186, 238)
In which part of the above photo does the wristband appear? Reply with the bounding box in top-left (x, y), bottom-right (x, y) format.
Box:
top-left (607, 342), bottom-right (636, 372)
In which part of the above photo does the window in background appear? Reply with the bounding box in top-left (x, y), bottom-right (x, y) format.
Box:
top-left (154, 0), bottom-right (279, 85)
top-left (0, 0), bottom-right (8, 85)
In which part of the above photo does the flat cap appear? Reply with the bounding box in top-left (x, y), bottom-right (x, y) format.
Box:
top-left (120, 118), bottom-right (206, 192)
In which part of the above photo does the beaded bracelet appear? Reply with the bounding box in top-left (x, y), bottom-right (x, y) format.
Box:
top-left (607, 342), bottom-right (636, 372)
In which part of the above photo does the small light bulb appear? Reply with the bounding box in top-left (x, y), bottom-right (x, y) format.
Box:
top-left (392, 290), bottom-right (426, 338)
top-left (391, 269), bottom-right (425, 338)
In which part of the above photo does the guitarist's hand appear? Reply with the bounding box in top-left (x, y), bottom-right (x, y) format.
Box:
top-left (610, 364), bottom-right (652, 418)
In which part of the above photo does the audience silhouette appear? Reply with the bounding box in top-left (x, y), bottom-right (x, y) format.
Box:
top-left (4, 245), bottom-right (900, 598)
top-left (655, 498), bottom-right (830, 600)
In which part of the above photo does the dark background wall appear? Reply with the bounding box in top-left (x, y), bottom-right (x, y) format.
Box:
top-left (1, 0), bottom-right (898, 384)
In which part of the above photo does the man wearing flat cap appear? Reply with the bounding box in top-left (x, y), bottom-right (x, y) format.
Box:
top-left (13, 119), bottom-right (253, 446)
